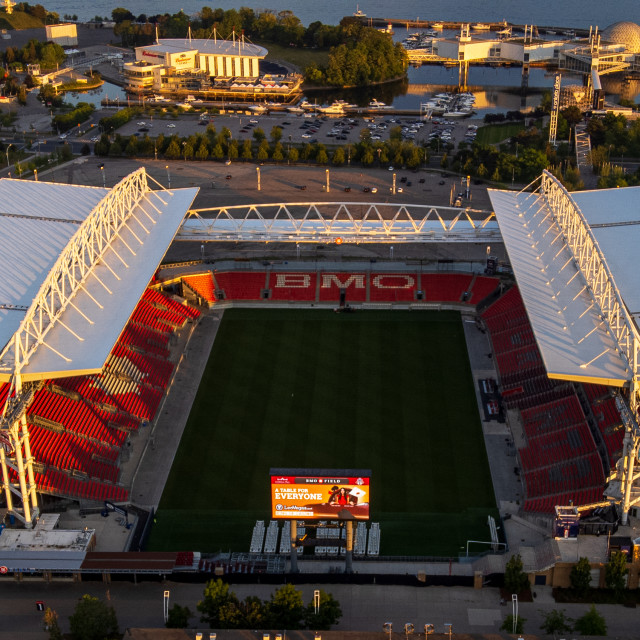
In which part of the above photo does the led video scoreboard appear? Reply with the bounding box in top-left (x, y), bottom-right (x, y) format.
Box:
top-left (269, 468), bottom-right (371, 521)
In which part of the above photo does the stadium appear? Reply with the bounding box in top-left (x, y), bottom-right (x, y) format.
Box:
top-left (1, 167), bottom-right (639, 580)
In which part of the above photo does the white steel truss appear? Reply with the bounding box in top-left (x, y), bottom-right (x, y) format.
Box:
top-left (180, 202), bottom-right (498, 243)
top-left (0, 168), bottom-right (151, 375)
top-left (539, 170), bottom-right (640, 523)
top-left (0, 168), bottom-right (155, 527)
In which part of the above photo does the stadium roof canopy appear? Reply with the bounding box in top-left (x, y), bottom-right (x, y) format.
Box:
top-left (489, 182), bottom-right (638, 387)
top-left (0, 172), bottom-right (198, 382)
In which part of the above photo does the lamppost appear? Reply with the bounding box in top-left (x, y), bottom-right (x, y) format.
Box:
top-left (325, 168), bottom-right (330, 193)
top-left (347, 144), bottom-right (351, 166)
top-left (377, 147), bottom-right (381, 166)
top-left (100, 164), bottom-right (106, 188)
top-left (5, 142), bottom-right (13, 168)
top-left (383, 622), bottom-right (392, 640)
top-left (256, 166), bottom-right (261, 191)
top-left (166, 165), bottom-right (171, 188)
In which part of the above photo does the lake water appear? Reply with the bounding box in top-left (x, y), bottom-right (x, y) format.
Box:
top-left (46, 0), bottom-right (637, 30)
top-left (63, 80), bottom-right (127, 107)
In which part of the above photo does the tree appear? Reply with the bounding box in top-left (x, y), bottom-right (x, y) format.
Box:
top-left (303, 590), bottom-right (342, 630)
top-left (316, 147), bottom-right (328, 164)
top-left (332, 147), bottom-right (345, 165)
top-left (605, 551), bottom-right (629, 597)
top-left (164, 139), bottom-right (181, 159)
top-left (570, 557), bottom-right (592, 596)
top-left (272, 142), bottom-right (284, 162)
top-left (504, 554), bottom-right (529, 594)
top-left (197, 579), bottom-right (239, 628)
top-left (166, 604), bottom-right (191, 628)
top-left (361, 147), bottom-right (374, 165)
top-left (241, 139), bottom-right (253, 160)
top-left (540, 609), bottom-right (573, 638)
top-left (196, 141), bottom-right (209, 160)
top-left (267, 584), bottom-right (305, 630)
top-left (112, 8), bottom-right (135, 23)
top-left (69, 594), bottom-right (119, 640)
top-left (573, 605), bottom-right (607, 636)
top-left (257, 140), bottom-right (270, 161)
top-left (271, 125), bottom-right (283, 143)
top-left (44, 607), bottom-right (63, 640)
top-left (287, 146), bottom-right (299, 164)
top-left (238, 596), bottom-right (267, 628)
top-left (500, 614), bottom-right (525, 634)
top-left (440, 153), bottom-right (448, 169)
top-left (253, 127), bottom-right (266, 142)
top-left (228, 139), bottom-right (239, 161)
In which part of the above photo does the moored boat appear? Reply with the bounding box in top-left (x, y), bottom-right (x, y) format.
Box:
top-left (369, 99), bottom-right (392, 109)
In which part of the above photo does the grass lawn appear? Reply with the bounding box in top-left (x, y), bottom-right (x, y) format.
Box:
top-left (147, 309), bottom-right (498, 557)
top-left (475, 122), bottom-right (526, 145)
top-left (0, 10), bottom-right (43, 30)
top-left (257, 41), bottom-right (330, 72)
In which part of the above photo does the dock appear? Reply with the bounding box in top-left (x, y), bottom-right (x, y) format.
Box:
top-left (354, 16), bottom-right (591, 38)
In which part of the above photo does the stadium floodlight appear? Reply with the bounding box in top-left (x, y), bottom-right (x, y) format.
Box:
top-left (383, 622), bottom-right (393, 639)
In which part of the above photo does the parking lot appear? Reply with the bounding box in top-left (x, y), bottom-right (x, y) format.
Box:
top-left (115, 109), bottom-right (480, 151)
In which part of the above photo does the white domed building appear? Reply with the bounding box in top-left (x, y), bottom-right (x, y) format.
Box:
top-left (602, 21), bottom-right (640, 54)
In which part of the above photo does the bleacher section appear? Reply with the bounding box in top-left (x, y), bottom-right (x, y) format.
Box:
top-left (318, 273), bottom-right (367, 303)
top-left (0, 289), bottom-right (199, 504)
top-left (182, 273), bottom-right (216, 304)
top-left (423, 273), bottom-right (472, 303)
top-left (250, 521), bottom-right (265, 553)
top-left (583, 384), bottom-right (625, 470)
top-left (269, 272), bottom-right (317, 301)
top-left (213, 272), bottom-right (267, 300)
top-left (482, 286), bottom-right (610, 514)
top-left (369, 274), bottom-right (416, 302)
top-left (263, 521), bottom-right (280, 554)
top-left (367, 522), bottom-right (381, 556)
top-left (198, 271), bottom-right (498, 306)
top-left (468, 276), bottom-right (499, 303)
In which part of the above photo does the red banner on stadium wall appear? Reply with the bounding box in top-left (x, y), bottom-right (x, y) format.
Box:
top-left (270, 473), bottom-right (370, 520)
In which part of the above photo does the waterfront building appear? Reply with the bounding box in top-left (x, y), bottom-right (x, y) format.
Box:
top-left (45, 23), bottom-right (78, 46)
top-left (123, 37), bottom-right (303, 100)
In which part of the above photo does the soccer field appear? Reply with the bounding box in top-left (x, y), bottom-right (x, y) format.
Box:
top-left (148, 308), bottom-right (498, 556)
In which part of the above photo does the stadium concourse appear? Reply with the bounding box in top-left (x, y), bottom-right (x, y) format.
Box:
top-left (1, 167), bottom-right (640, 580)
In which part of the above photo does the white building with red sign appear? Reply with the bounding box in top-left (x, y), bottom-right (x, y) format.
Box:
top-left (124, 37), bottom-right (268, 94)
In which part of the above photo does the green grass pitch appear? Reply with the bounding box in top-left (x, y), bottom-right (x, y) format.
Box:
top-left (147, 309), bottom-right (499, 557)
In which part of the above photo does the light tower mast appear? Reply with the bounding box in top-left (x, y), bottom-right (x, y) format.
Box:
top-left (549, 73), bottom-right (562, 146)
top-left (3, 0), bottom-right (16, 14)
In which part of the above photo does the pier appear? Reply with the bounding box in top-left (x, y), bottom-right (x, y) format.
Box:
top-left (353, 16), bottom-right (591, 38)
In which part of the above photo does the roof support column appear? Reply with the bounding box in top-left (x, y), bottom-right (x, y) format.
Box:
top-left (0, 447), bottom-right (13, 513)
top-left (621, 430), bottom-right (639, 525)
